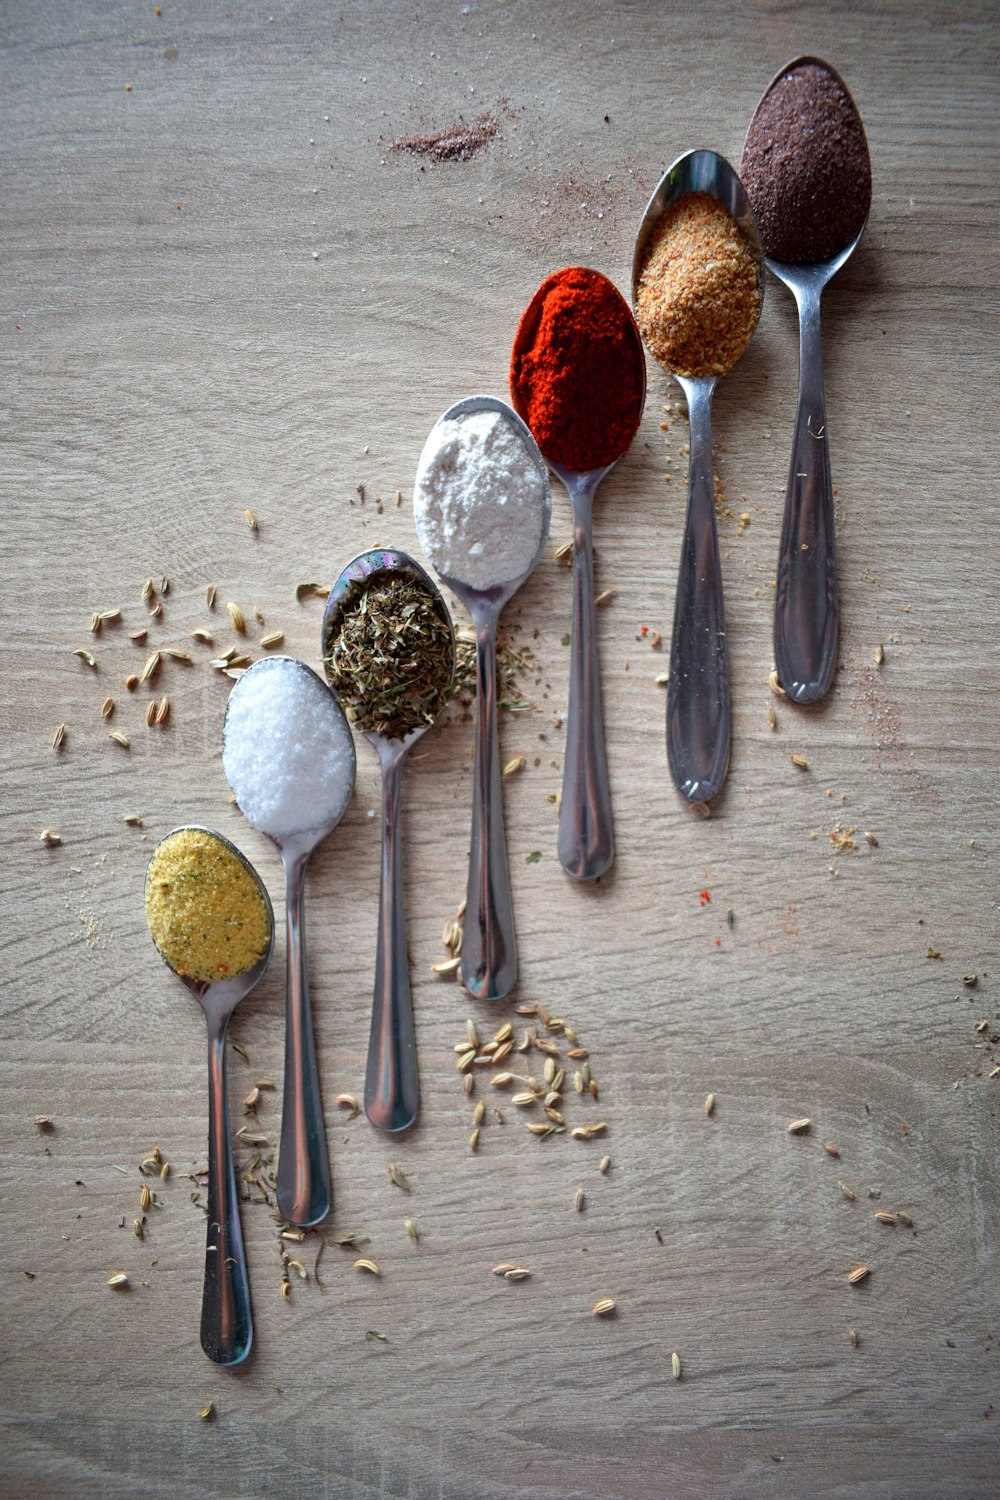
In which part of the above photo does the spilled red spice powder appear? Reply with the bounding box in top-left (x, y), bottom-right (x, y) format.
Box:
top-left (510, 266), bottom-right (644, 472)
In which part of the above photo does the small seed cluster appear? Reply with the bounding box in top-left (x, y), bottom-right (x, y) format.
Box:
top-left (453, 1001), bottom-right (606, 1148)
top-left (125, 1142), bottom-right (173, 1244)
top-left (57, 575), bottom-right (302, 761)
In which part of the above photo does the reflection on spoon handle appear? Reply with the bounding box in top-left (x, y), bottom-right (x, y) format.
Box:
top-left (202, 1016), bottom-right (252, 1366)
top-left (773, 282), bottom-right (838, 704)
top-left (558, 480), bottom-right (613, 879)
top-left (276, 849), bottom-right (331, 1226)
top-left (461, 611), bottom-right (517, 1001)
top-left (667, 378), bottom-right (730, 804)
top-left (365, 750), bottom-right (419, 1131)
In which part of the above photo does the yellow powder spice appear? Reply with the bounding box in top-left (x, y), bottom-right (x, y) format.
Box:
top-left (636, 192), bottom-right (760, 378)
top-left (146, 829), bottom-right (270, 983)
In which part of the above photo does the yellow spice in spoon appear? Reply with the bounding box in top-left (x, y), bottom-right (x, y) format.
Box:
top-left (146, 829), bottom-right (271, 983)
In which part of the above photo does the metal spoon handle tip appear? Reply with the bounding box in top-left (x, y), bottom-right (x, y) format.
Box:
top-left (558, 481), bottom-right (614, 879)
top-left (773, 282), bottom-right (839, 703)
top-left (667, 379), bottom-right (731, 804)
top-left (364, 751), bottom-right (419, 1132)
top-left (201, 1017), bottom-right (252, 1366)
top-left (461, 613), bottom-right (517, 1001)
top-left (276, 849), bottom-right (331, 1226)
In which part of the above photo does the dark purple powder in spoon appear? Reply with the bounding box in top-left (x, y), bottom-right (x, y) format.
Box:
top-left (741, 57), bottom-right (872, 264)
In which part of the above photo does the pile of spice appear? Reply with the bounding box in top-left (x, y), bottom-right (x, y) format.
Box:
top-left (391, 109), bottom-right (502, 163)
top-left (510, 266), bottom-right (644, 471)
top-left (222, 657), bottom-right (355, 837)
top-left (413, 408), bottom-right (549, 589)
top-left (741, 57), bottom-right (872, 264)
top-left (323, 568), bottom-right (454, 740)
top-left (145, 829), bottom-right (271, 983)
top-left (635, 192), bottom-right (760, 377)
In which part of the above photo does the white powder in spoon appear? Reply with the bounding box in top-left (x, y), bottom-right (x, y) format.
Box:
top-left (413, 408), bottom-right (549, 590)
top-left (223, 657), bottom-right (355, 837)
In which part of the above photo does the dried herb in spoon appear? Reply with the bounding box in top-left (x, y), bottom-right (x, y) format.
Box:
top-left (324, 570), bottom-right (453, 740)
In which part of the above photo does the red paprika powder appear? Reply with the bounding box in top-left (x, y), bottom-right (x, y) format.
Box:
top-left (510, 266), bottom-right (645, 473)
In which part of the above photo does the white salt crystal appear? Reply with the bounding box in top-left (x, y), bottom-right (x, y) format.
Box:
top-left (223, 658), bottom-right (355, 837)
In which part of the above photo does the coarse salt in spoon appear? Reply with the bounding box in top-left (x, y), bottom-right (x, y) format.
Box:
top-left (223, 656), bottom-right (355, 1226)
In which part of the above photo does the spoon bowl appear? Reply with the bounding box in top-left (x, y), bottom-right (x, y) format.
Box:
top-left (223, 656), bottom-right (356, 1227)
top-left (632, 149), bottom-right (764, 804)
top-left (419, 395), bottom-right (550, 1001)
top-left (321, 547), bottom-right (455, 1132)
top-left (146, 826), bottom-right (274, 1367)
top-left (510, 272), bottom-right (646, 880)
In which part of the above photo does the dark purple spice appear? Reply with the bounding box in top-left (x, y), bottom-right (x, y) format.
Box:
top-left (741, 57), bottom-right (872, 264)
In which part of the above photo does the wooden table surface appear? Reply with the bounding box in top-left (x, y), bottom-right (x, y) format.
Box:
top-left (2, 2), bottom-right (997, 1496)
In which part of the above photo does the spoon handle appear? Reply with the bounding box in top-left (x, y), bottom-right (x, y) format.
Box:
top-left (462, 611), bottom-right (517, 1001)
top-left (201, 1015), bottom-right (253, 1366)
top-left (667, 378), bottom-right (730, 804)
top-left (773, 281), bottom-right (838, 703)
top-left (365, 750), bottom-right (419, 1131)
top-left (276, 848), bottom-right (331, 1226)
top-left (558, 478), bottom-right (614, 880)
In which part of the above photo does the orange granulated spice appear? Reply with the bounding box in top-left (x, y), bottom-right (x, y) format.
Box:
top-left (635, 193), bottom-right (759, 378)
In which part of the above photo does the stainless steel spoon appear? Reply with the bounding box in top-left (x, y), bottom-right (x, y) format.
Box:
top-left (741, 57), bottom-right (870, 704)
top-left (223, 656), bottom-right (356, 1227)
top-left (632, 149), bottom-right (764, 804)
top-left (321, 548), bottom-right (455, 1133)
top-left (510, 274), bottom-right (646, 880)
top-left (146, 826), bottom-right (274, 1367)
top-left (417, 396), bottom-right (551, 1001)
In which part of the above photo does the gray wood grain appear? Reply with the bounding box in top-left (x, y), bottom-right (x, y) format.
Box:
top-left (2, 1), bottom-right (998, 1496)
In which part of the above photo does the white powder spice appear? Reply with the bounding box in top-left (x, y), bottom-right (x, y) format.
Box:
top-left (223, 658), bottom-right (355, 837)
top-left (413, 408), bottom-right (549, 589)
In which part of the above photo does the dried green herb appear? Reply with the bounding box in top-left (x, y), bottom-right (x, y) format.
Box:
top-left (324, 570), bottom-right (453, 739)
top-left (451, 626), bottom-right (537, 711)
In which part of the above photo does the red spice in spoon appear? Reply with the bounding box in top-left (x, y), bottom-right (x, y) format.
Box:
top-left (510, 266), bottom-right (644, 472)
